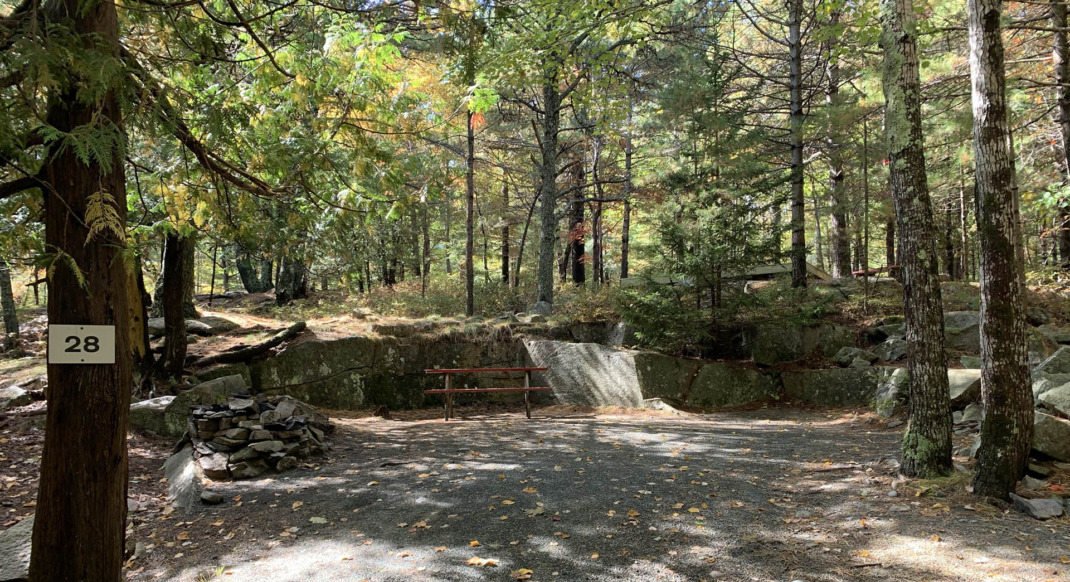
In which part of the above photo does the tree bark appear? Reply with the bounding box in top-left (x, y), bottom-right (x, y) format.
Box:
top-left (1053, 0), bottom-right (1070, 269)
top-left (880, 0), bottom-right (953, 478)
top-left (968, 0), bottom-right (1033, 500)
top-left (812, 185), bottom-right (825, 271)
top-left (826, 9), bottom-right (852, 279)
top-left (422, 198), bottom-right (431, 296)
top-left (536, 70), bottom-right (561, 307)
top-left (259, 258), bottom-right (273, 290)
top-left (621, 97), bottom-right (633, 280)
top-left (569, 154), bottom-right (586, 286)
top-left (160, 233), bottom-right (187, 380)
top-left (945, 197), bottom-right (958, 279)
top-left (465, 109), bottom-right (476, 316)
top-left (151, 235), bottom-right (198, 318)
top-left (275, 256), bottom-right (308, 306)
top-left (885, 215), bottom-right (896, 268)
top-left (788, 0), bottom-right (808, 288)
top-left (31, 0), bottom-right (132, 578)
top-left (501, 182), bottom-right (510, 284)
top-left (0, 256), bottom-right (18, 351)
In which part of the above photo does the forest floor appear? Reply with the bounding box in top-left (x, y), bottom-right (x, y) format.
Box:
top-left (4, 405), bottom-right (1069, 582)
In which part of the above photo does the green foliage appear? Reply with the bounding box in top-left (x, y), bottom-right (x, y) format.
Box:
top-left (613, 283), bottom-right (708, 353)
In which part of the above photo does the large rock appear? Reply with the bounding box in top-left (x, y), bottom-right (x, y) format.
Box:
top-left (744, 323), bottom-right (854, 367)
top-left (1027, 328), bottom-right (1058, 367)
top-left (193, 362), bottom-right (252, 387)
top-left (0, 517), bottom-right (32, 582)
top-left (570, 322), bottom-right (610, 344)
top-left (193, 316), bottom-right (241, 336)
top-left (782, 368), bottom-right (878, 406)
top-left (525, 341), bottom-right (641, 406)
top-left (1010, 493), bottom-right (1065, 520)
top-left (1037, 324), bottom-right (1070, 346)
top-left (833, 347), bottom-right (878, 368)
top-left (1033, 373), bottom-right (1070, 401)
top-left (631, 352), bottom-right (700, 401)
top-left (873, 367), bottom-right (909, 417)
top-left (1033, 412), bottom-right (1070, 462)
top-left (163, 446), bottom-right (204, 511)
top-left (874, 339), bottom-right (907, 362)
top-left (529, 301), bottom-right (552, 316)
top-left (877, 323), bottom-right (906, 340)
top-left (129, 396), bottom-right (176, 435)
top-left (162, 374), bottom-right (249, 438)
top-left (944, 311), bottom-right (980, 352)
top-left (1038, 382), bottom-right (1070, 418)
top-left (948, 369), bottom-right (982, 409)
top-left (0, 386), bottom-right (31, 411)
top-left (148, 316), bottom-right (241, 338)
top-left (687, 363), bottom-right (778, 407)
top-left (1035, 347), bottom-right (1070, 375)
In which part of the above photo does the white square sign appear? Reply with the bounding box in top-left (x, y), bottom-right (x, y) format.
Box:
top-left (48, 324), bottom-right (116, 364)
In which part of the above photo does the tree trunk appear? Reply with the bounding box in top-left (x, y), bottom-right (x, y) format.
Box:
top-left (501, 182), bottom-right (510, 284)
top-left (880, 0), bottom-right (952, 478)
top-left (812, 185), bottom-right (826, 271)
top-left (411, 208), bottom-right (422, 278)
top-left (536, 71), bottom-right (561, 307)
top-left (826, 9), bottom-right (852, 279)
top-left (160, 234), bottom-right (188, 380)
top-left (569, 155), bottom-right (586, 286)
top-left (444, 187), bottom-right (453, 275)
top-left (945, 197), bottom-right (958, 279)
top-left (32, 0), bottom-right (132, 577)
top-left (1053, 0), bottom-right (1070, 269)
top-left (788, 0), bottom-right (808, 288)
top-left (0, 256), bottom-right (18, 351)
top-left (885, 215), bottom-right (896, 268)
top-left (235, 246), bottom-right (262, 293)
top-left (465, 110), bottom-right (476, 316)
top-left (129, 258), bottom-right (155, 389)
top-left (259, 258), bottom-right (273, 290)
top-left (968, 0), bottom-right (1033, 500)
top-left (422, 198), bottom-right (431, 296)
top-left (621, 101), bottom-right (633, 280)
top-left (151, 235), bottom-right (197, 318)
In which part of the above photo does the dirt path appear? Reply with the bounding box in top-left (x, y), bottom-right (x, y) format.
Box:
top-left (80, 407), bottom-right (1062, 582)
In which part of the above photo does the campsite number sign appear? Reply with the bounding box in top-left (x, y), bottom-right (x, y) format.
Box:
top-left (48, 325), bottom-right (116, 365)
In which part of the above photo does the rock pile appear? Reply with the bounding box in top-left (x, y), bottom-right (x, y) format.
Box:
top-left (185, 394), bottom-right (333, 480)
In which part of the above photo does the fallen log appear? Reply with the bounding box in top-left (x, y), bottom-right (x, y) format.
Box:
top-left (191, 321), bottom-right (306, 367)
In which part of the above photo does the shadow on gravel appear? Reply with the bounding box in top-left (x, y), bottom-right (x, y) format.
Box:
top-left (142, 410), bottom-right (1069, 582)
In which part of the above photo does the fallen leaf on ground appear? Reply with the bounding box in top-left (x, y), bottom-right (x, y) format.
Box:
top-left (467, 557), bottom-right (497, 567)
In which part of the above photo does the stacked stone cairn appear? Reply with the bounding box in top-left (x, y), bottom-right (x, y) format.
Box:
top-left (186, 394), bottom-right (333, 480)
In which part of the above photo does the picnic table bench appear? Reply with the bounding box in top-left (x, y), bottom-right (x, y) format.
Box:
top-left (424, 367), bottom-right (551, 421)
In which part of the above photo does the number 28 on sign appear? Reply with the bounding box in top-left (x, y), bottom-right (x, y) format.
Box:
top-left (47, 324), bottom-right (116, 365)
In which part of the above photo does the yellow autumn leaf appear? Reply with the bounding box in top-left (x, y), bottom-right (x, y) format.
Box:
top-left (469, 540), bottom-right (480, 547)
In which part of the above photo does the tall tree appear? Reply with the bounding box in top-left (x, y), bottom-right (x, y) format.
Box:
top-left (967, 0), bottom-right (1033, 500)
top-left (160, 233), bottom-right (187, 379)
top-left (788, 0), bottom-right (807, 288)
top-left (26, 0), bottom-right (134, 578)
top-left (824, 6), bottom-right (852, 279)
top-left (0, 255), bottom-right (18, 351)
top-left (1053, 0), bottom-right (1070, 269)
top-left (880, 0), bottom-right (952, 477)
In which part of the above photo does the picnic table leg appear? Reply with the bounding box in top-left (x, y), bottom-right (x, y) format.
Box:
top-left (445, 373), bottom-right (452, 421)
top-left (524, 371), bottom-right (532, 419)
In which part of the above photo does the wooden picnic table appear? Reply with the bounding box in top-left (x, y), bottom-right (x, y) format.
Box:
top-left (424, 367), bottom-right (550, 421)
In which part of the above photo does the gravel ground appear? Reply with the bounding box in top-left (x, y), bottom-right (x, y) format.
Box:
top-left (4, 405), bottom-right (1069, 582)
top-left (113, 406), bottom-right (1070, 582)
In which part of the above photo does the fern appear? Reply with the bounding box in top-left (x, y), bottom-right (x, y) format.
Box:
top-left (42, 248), bottom-right (89, 291)
top-left (85, 190), bottom-right (125, 244)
